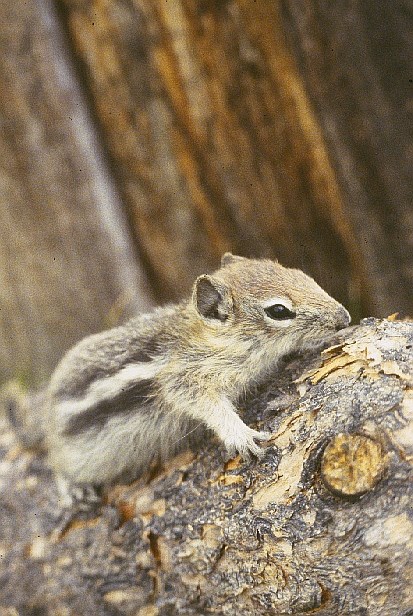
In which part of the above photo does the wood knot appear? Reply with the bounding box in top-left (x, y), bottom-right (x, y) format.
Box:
top-left (321, 434), bottom-right (386, 497)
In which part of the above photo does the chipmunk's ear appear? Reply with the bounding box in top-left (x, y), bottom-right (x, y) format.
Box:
top-left (193, 275), bottom-right (233, 322)
top-left (220, 252), bottom-right (246, 267)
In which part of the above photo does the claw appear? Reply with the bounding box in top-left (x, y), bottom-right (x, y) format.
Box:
top-left (225, 428), bottom-right (271, 461)
top-left (222, 416), bottom-right (272, 463)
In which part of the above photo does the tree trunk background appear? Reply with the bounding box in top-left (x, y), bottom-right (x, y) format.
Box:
top-left (281, 0), bottom-right (413, 319)
top-left (0, 0), bottom-right (412, 385)
top-left (58, 0), bottom-right (366, 306)
top-left (0, 320), bottom-right (412, 615)
top-left (0, 0), bottom-right (153, 386)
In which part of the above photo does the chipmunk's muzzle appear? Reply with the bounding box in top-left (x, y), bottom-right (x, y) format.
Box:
top-left (334, 306), bottom-right (351, 331)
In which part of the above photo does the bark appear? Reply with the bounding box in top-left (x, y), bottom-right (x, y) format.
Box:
top-left (58, 0), bottom-right (365, 311)
top-left (281, 0), bottom-right (413, 316)
top-left (0, 319), bottom-right (412, 615)
top-left (0, 0), bottom-right (153, 387)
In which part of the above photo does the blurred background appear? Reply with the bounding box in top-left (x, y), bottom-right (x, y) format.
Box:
top-left (1, 0), bottom-right (412, 387)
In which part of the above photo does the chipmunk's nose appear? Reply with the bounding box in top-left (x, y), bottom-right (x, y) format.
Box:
top-left (334, 306), bottom-right (351, 331)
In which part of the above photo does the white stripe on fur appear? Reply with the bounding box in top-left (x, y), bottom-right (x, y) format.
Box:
top-left (57, 362), bottom-right (161, 419)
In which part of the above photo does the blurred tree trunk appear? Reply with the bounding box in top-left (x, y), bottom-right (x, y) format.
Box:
top-left (0, 0), bottom-right (153, 386)
top-left (58, 0), bottom-right (367, 312)
top-left (56, 0), bottom-right (413, 318)
top-left (1, 0), bottom-right (412, 385)
top-left (281, 0), bottom-right (413, 318)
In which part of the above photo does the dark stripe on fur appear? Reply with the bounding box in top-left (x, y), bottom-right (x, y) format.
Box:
top-left (131, 339), bottom-right (161, 362)
top-left (62, 378), bottom-right (154, 436)
top-left (55, 343), bottom-right (158, 400)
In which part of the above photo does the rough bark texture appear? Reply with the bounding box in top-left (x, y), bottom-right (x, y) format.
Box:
top-left (281, 0), bottom-right (413, 317)
top-left (1, 319), bottom-right (412, 615)
top-left (58, 0), bottom-right (365, 311)
top-left (0, 0), bottom-right (152, 386)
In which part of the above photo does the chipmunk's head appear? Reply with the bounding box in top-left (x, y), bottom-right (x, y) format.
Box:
top-left (192, 253), bottom-right (350, 354)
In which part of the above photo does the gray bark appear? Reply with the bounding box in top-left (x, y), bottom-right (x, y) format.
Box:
top-left (0, 319), bottom-right (412, 615)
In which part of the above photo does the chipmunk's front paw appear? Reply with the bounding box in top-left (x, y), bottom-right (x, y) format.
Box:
top-left (225, 427), bottom-right (271, 461)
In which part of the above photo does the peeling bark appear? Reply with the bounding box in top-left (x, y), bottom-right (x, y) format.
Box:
top-left (0, 319), bottom-right (412, 615)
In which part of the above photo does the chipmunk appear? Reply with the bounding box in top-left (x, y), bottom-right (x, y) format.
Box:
top-left (10, 254), bottom-right (351, 486)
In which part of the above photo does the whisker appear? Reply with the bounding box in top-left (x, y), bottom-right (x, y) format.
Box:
top-left (170, 421), bottom-right (204, 447)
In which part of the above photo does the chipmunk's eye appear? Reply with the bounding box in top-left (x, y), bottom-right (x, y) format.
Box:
top-left (264, 304), bottom-right (296, 320)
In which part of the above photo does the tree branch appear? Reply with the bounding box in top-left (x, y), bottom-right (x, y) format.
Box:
top-left (0, 319), bottom-right (412, 615)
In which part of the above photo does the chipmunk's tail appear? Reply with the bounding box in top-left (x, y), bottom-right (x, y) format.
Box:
top-left (0, 380), bottom-right (46, 448)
